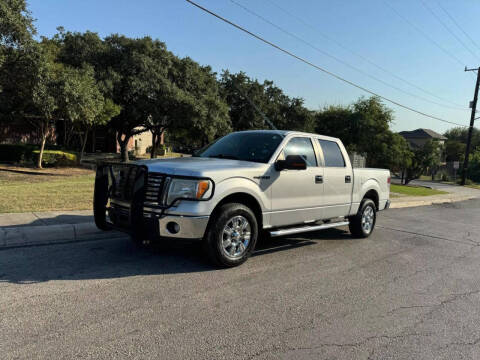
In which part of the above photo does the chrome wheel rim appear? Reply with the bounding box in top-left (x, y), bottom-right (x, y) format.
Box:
top-left (221, 215), bottom-right (251, 260)
top-left (361, 206), bottom-right (375, 234)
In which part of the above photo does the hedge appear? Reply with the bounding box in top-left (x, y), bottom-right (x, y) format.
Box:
top-left (0, 144), bottom-right (38, 163)
top-left (31, 150), bottom-right (78, 167)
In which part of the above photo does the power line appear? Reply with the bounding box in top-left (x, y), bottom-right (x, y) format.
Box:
top-left (382, 0), bottom-right (473, 74)
top-left (185, 0), bottom-right (467, 127)
top-left (265, 0), bottom-right (467, 110)
top-left (230, 0), bottom-right (468, 111)
top-left (420, 0), bottom-right (480, 62)
top-left (435, 1), bottom-right (480, 55)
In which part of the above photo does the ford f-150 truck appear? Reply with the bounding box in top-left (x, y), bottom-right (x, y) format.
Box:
top-left (94, 130), bottom-right (390, 267)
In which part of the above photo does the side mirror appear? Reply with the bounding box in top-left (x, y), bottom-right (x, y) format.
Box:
top-left (275, 155), bottom-right (307, 171)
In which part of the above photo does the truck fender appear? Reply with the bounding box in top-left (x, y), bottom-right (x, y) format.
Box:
top-left (211, 177), bottom-right (269, 213)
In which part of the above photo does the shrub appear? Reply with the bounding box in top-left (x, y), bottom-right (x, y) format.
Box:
top-left (146, 144), bottom-right (169, 156)
top-left (31, 150), bottom-right (78, 167)
top-left (0, 144), bottom-right (38, 163)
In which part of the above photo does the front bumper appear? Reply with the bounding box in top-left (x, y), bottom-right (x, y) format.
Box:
top-left (155, 214), bottom-right (210, 239)
top-left (108, 201), bottom-right (210, 240)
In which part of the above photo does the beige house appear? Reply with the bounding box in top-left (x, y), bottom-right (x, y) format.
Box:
top-left (116, 128), bottom-right (165, 156)
top-left (132, 130), bottom-right (153, 155)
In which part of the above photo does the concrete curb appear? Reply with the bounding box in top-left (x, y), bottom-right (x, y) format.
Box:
top-left (390, 195), bottom-right (476, 209)
top-left (0, 222), bottom-right (126, 249)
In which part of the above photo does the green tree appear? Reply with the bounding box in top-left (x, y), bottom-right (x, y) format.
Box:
top-left (314, 96), bottom-right (409, 170)
top-left (0, 0), bottom-right (36, 132)
top-left (30, 46), bottom-right (61, 168)
top-left (466, 147), bottom-right (480, 183)
top-left (172, 58), bottom-right (230, 147)
top-left (220, 71), bottom-right (269, 130)
top-left (103, 35), bottom-right (170, 162)
top-left (445, 140), bottom-right (466, 162)
top-left (144, 76), bottom-right (196, 157)
top-left (404, 140), bottom-right (442, 184)
top-left (58, 65), bottom-right (120, 161)
top-left (444, 127), bottom-right (480, 150)
top-left (314, 104), bottom-right (357, 151)
top-left (0, 0), bottom-right (35, 66)
top-left (145, 57), bottom-right (231, 156)
top-left (220, 71), bottom-right (313, 132)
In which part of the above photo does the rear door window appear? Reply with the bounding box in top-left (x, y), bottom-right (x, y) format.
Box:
top-left (318, 140), bottom-right (345, 167)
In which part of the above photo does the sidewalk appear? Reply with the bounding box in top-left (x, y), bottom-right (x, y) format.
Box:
top-left (0, 210), bottom-right (125, 249)
top-left (390, 179), bottom-right (480, 208)
top-left (390, 193), bottom-right (478, 208)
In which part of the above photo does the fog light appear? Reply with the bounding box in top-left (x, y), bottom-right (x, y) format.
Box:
top-left (166, 222), bottom-right (180, 234)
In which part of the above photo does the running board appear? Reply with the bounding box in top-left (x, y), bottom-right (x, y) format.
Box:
top-left (269, 221), bottom-right (349, 238)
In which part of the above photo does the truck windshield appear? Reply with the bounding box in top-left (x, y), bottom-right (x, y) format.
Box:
top-left (195, 132), bottom-right (284, 163)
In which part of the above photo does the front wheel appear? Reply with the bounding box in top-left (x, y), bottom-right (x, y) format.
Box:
top-left (204, 203), bottom-right (258, 267)
top-left (349, 199), bottom-right (376, 238)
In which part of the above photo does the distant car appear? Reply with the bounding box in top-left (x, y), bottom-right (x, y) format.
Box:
top-left (94, 130), bottom-right (390, 267)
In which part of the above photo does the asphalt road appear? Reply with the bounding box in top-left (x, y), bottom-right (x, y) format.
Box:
top-left (2, 200), bottom-right (480, 360)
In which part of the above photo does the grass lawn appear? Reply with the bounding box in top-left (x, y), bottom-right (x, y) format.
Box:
top-left (0, 165), bottom-right (95, 213)
top-left (390, 184), bottom-right (448, 197)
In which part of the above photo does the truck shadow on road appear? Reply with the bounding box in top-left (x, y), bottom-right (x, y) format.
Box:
top-left (0, 228), bottom-right (350, 284)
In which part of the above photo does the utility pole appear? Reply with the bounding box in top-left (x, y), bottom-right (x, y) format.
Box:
top-left (461, 66), bottom-right (480, 185)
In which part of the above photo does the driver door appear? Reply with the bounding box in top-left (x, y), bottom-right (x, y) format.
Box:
top-left (270, 136), bottom-right (324, 227)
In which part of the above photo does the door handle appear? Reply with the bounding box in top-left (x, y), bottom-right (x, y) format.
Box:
top-left (315, 175), bottom-right (323, 184)
top-left (345, 175), bottom-right (351, 183)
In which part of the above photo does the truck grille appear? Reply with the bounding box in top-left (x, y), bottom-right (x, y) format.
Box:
top-left (144, 172), bottom-right (167, 207)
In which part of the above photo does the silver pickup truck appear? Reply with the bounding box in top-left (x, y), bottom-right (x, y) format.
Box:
top-left (94, 130), bottom-right (390, 267)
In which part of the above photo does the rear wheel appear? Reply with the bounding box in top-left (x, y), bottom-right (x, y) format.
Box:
top-left (204, 203), bottom-right (258, 267)
top-left (349, 199), bottom-right (376, 238)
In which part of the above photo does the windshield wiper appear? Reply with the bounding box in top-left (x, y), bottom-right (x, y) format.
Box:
top-left (208, 154), bottom-right (239, 160)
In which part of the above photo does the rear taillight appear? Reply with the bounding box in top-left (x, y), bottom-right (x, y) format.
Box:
top-left (387, 176), bottom-right (391, 184)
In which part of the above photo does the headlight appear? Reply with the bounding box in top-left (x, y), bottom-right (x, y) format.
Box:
top-left (165, 178), bottom-right (212, 205)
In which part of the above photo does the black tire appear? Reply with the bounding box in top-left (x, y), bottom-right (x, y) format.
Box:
top-left (93, 167), bottom-right (111, 231)
top-left (348, 199), bottom-right (376, 238)
top-left (204, 203), bottom-right (258, 267)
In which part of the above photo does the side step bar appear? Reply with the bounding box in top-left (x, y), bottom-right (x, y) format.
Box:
top-left (269, 221), bottom-right (349, 238)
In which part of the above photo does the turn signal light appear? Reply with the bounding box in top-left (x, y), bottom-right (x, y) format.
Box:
top-left (196, 180), bottom-right (210, 199)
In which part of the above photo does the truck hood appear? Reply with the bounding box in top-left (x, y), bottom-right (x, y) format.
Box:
top-left (135, 156), bottom-right (270, 180)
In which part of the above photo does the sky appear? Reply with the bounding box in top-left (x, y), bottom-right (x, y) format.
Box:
top-left (28, 0), bottom-right (480, 134)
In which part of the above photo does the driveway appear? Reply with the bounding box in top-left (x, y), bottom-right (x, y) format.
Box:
top-left (2, 199), bottom-right (480, 359)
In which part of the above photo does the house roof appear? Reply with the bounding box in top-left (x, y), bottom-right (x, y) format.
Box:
top-left (398, 128), bottom-right (447, 140)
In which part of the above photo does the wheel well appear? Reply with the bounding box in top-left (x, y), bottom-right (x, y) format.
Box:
top-left (363, 189), bottom-right (379, 210)
top-left (211, 193), bottom-right (263, 228)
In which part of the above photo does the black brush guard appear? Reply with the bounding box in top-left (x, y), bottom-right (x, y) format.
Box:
top-left (93, 162), bottom-right (160, 240)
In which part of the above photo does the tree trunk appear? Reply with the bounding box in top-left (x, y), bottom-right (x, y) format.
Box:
top-left (80, 129), bottom-right (89, 162)
top-left (150, 132), bottom-right (157, 159)
top-left (64, 120), bottom-right (72, 148)
top-left (117, 133), bottom-right (130, 162)
top-left (37, 133), bottom-right (47, 169)
top-left (92, 127), bottom-right (96, 153)
top-left (157, 129), bottom-right (165, 155)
